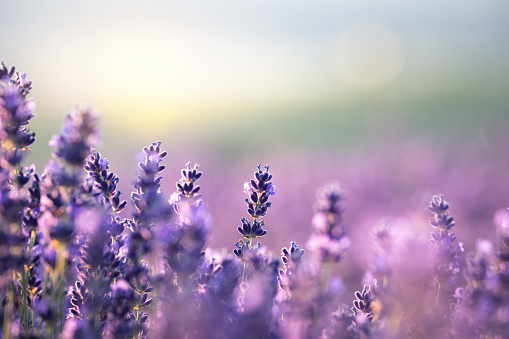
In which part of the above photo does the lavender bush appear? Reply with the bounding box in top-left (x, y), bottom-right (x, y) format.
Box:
top-left (1, 61), bottom-right (509, 338)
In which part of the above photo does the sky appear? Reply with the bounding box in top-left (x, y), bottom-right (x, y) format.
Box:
top-left (1, 0), bottom-right (508, 166)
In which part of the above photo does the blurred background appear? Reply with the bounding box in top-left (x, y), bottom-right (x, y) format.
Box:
top-left (2, 0), bottom-right (509, 284)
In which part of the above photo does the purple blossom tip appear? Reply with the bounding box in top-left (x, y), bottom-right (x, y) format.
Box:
top-left (98, 157), bottom-right (109, 169)
top-left (169, 192), bottom-right (182, 205)
top-left (243, 182), bottom-right (254, 193)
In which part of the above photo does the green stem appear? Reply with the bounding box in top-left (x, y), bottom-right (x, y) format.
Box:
top-left (20, 230), bottom-right (37, 333)
top-left (20, 268), bottom-right (28, 332)
top-left (48, 242), bottom-right (68, 338)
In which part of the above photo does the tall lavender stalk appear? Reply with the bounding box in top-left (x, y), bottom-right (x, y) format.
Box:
top-left (40, 105), bottom-right (100, 337)
top-left (451, 215), bottom-right (509, 337)
top-left (63, 151), bottom-right (128, 336)
top-left (123, 141), bottom-right (171, 337)
top-left (427, 195), bottom-right (463, 307)
top-left (0, 62), bottom-right (38, 337)
top-left (230, 165), bottom-right (281, 339)
top-left (234, 165), bottom-right (275, 282)
top-left (155, 162), bottom-right (209, 337)
top-left (306, 182), bottom-right (350, 337)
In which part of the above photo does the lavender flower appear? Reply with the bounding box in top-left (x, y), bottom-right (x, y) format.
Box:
top-left (0, 61), bottom-right (32, 95)
top-left (156, 159), bottom-right (209, 338)
top-left (162, 162), bottom-right (207, 285)
top-left (366, 220), bottom-right (394, 293)
top-left (66, 213), bottom-right (128, 336)
top-left (235, 165), bottom-right (275, 244)
top-left (0, 62), bottom-right (39, 335)
top-left (428, 194), bottom-right (456, 232)
top-left (243, 164), bottom-right (275, 220)
top-left (130, 141), bottom-right (171, 231)
top-left (36, 105), bottom-right (101, 337)
top-left (233, 239), bottom-right (262, 262)
top-left (183, 256), bottom-right (241, 339)
top-left (427, 195), bottom-right (463, 305)
top-left (84, 151), bottom-right (127, 213)
top-left (237, 217), bottom-right (267, 239)
top-left (307, 181), bottom-right (350, 264)
top-left (42, 107), bottom-right (100, 240)
top-left (281, 241), bottom-right (305, 271)
top-left (105, 279), bottom-right (140, 338)
top-left (124, 142), bottom-right (172, 338)
top-left (164, 197), bottom-right (209, 286)
top-left (49, 105), bottom-right (99, 167)
top-left (451, 220), bottom-right (509, 337)
top-left (274, 244), bottom-right (319, 339)
top-left (277, 241), bottom-right (305, 299)
top-left (351, 285), bottom-right (375, 328)
top-left (175, 162), bottom-right (202, 201)
top-left (234, 165), bottom-right (275, 289)
top-left (0, 62), bottom-right (35, 169)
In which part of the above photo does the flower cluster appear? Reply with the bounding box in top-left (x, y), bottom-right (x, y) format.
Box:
top-left (427, 195), bottom-right (464, 306)
top-left (243, 165), bottom-right (275, 218)
top-left (307, 181), bottom-right (350, 263)
top-left (84, 151), bottom-right (127, 213)
top-left (236, 165), bottom-right (275, 243)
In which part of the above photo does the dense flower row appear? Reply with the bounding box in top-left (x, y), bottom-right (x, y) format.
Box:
top-left (1, 61), bottom-right (508, 338)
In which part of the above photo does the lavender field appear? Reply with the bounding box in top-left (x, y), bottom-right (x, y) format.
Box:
top-left (2, 2), bottom-right (509, 338)
top-left (1, 60), bottom-right (509, 339)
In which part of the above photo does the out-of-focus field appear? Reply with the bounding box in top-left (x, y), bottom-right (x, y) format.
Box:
top-left (2, 0), bottom-right (509, 285)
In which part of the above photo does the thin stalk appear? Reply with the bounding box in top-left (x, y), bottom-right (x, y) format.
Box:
top-left (242, 236), bottom-right (253, 283)
top-left (20, 230), bottom-right (37, 333)
top-left (48, 241), bottom-right (68, 338)
top-left (242, 261), bottom-right (248, 283)
top-left (20, 267), bottom-right (29, 332)
top-left (436, 282), bottom-right (441, 305)
top-left (312, 261), bottom-right (331, 335)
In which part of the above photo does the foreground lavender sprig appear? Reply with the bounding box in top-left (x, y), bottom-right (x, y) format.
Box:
top-left (427, 195), bottom-right (463, 306)
top-left (350, 284), bottom-right (375, 337)
top-left (84, 151), bottom-right (127, 213)
top-left (277, 241), bottom-right (305, 300)
top-left (451, 220), bottom-right (509, 337)
top-left (243, 165), bottom-right (275, 219)
top-left (306, 182), bottom-right (350, 337)
top-left (171, 161), bottom-right (202, 208)
top-left (164, 162), bottom-right (207, 288)
top-left (39, 105), bottom-right (100, 337)
top-left (64, 152), bottom-right (128, 336)
top-left (274, 241), bottom-right (313, 338)
top-left (0, 62), bottom-right (39, 337)
top-left (0, 63), bottom-right (35, 171)
top-left (0, 61), bottom-right (36, 270)
top-left (125, 141), bottom-right (172, 338)
top-left (165, 162), bottom-right (207, 284)
top-left (234, 165), bottom-right (275, 282)
top-left (307, 181), bottom-right (350, 263)
top-left (237, 165), bottom-right (275, 241)
top-left (66, 215), bottom-right (127, 335)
